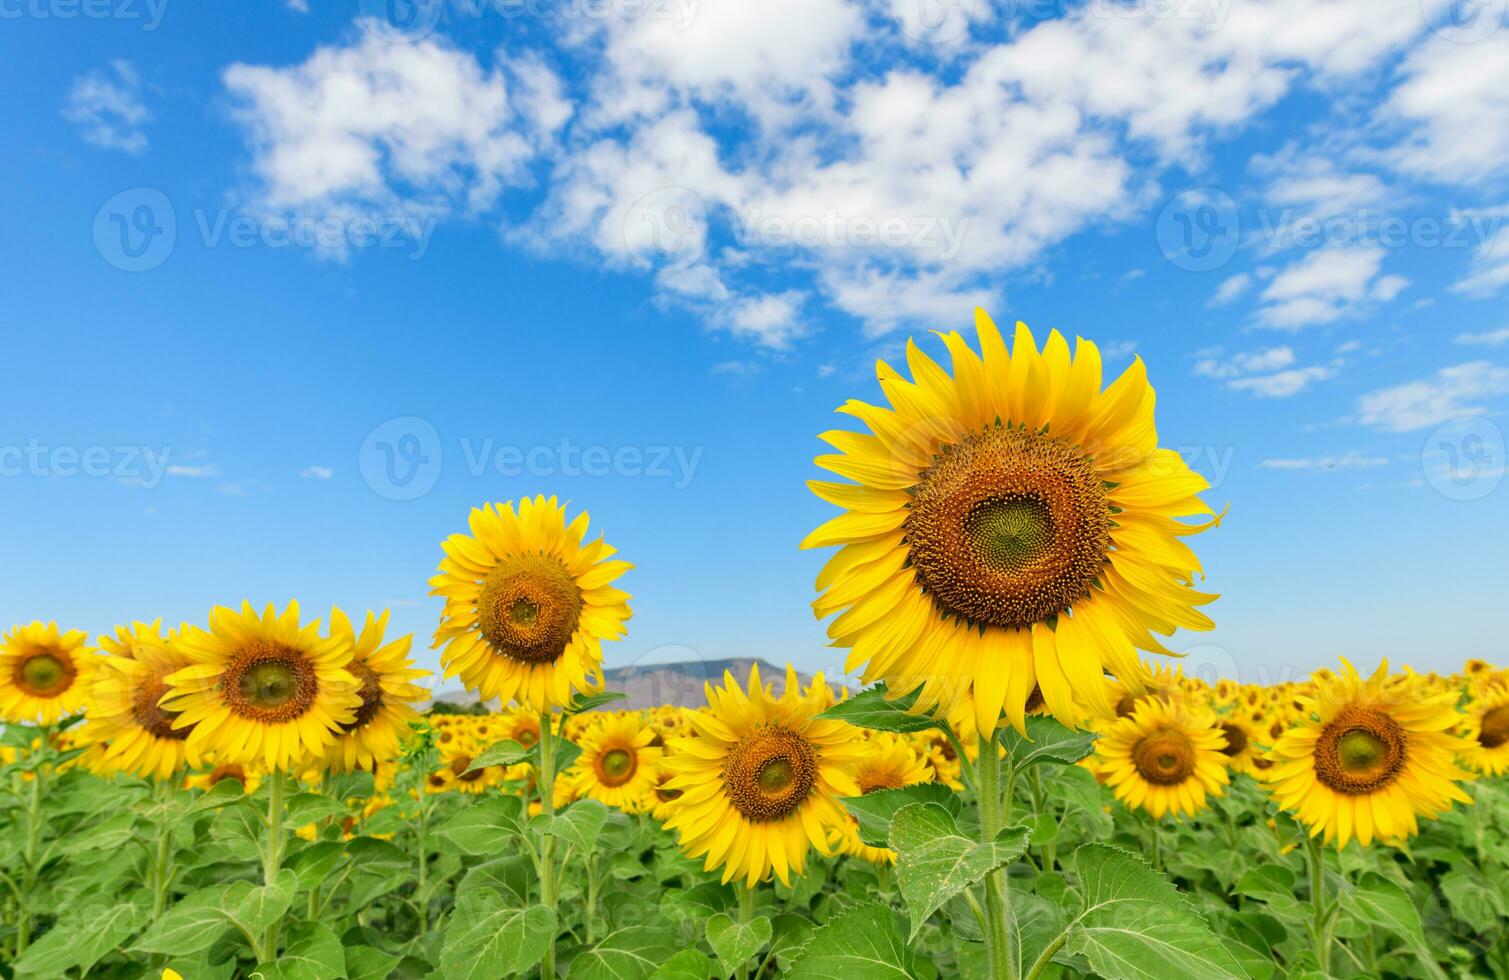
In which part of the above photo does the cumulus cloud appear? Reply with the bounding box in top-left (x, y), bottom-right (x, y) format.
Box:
top-left (1356, 362), bottom-right (1509, 432)
top-left (1194, 344), bottom-right (1338, 397)
top-left (63, 60), bottom-right (150, 154)
top-left (1258, 451), bottom-right (1389, 471)
top-left (1254, 246), bottom-right (1407, 329)
top-left (1456, 327), bottom-right (1509, 347)
top-left (300, 465), bottom-right (333, 479)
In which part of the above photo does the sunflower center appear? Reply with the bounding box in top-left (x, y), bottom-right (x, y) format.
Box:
top-left (1314, 707), bottom-right (1407, 795)
top-left (1219, 723), bottom-right (1248, 757)
top-left (905, 424), bottom-right (1112, 630)
top-left (223, 643), bottom-right (318, 724)
top-left (16, 652), bottom-right (75, 697)
top-left (131, 673), bottom-right (189, 741)
top-left (514, 725), bottom-right (539, 747)
top-left (597, 747), bottom-right (637, 787)
top-left (340, 662), bottom-right (385, 733)
top-left (725, 726), bottom-right (818, 822)
top-left (209, 764), bottom-right (246, 786)
top-left (453, 754), bottom-right (485, 782)
top-left (858, 769), bottom-right (906, 795)
top-left (1131, 730), bottom-right (1196, 786)
top-left (476, 554), bottom-right (583, 664)
top-left (1479, 706), bottom-right (1509, 749)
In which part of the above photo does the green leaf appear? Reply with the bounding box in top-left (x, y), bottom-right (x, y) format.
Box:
top-left (132, 885), bottom-right (234, 955)
top-left (287, 840), bottom-right (347, 893)
top-left (1340, 872), bottom-right (1447, 980)
top-left (433, 795), bottom-right (528, 854)
top-left (439, 896), bottom-right (557, 980)
top-left (817, 684), bottom-right (938, 733)
top-left (469, 738), bottom-right (530, 769)
top-left (344, 835), bottom-right (411, 871)
top-left (888, 802), bottom-right (1029, 940)
top-left (224, 869), bottom-right (296, 939)
top-left (185, 775), bottom-right (245, 814)
top-left (456, 854), bottom-right (533, 905)
top-left (568, 926), bottom-right (678, 980)
top-left (997, 716), bottom-right (1096, 770)
top-left (252, 921), bottom-right (345, 980)
top-left (705, 911), bottom-right (772, 976)
top-left (325, 769), bottom-right (376, 800)
top-left (283, 792), bottom-right (349, 828)
top-left (649, 949), bottom-right (714, 980)
top-left (1064, 844), bottom-right (1248, 980)
top-left (344, 944), bottom-right (401, 980)
top-left (568, 690), bottom-right (628, 714)
top-left (13, 902), bottom-right (144, 977)
top-left (785, 903), bottom-right (919, 979)
top-left (841, 783), bottom-right (961, 848)
top-left (1235, 865), bottom-right (1298, 911)
top-left (1, 724), bottom-right (37, 748)
top-left (553, 736), bottom-right (583, 775)
top-left (546, 799), bottom-right (611, 852)
top-left (60, 810), bottom-right (138, 854)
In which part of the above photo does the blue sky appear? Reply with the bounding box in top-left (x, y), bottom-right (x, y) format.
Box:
top-left (2, 0), bottom-right (1507, 690)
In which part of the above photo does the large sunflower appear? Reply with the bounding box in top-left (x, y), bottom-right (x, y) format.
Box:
top-left (1094, 697), bottom-right (1229, 819)
top-left (78, 622), bottom-right (201, 779)
top-left (663, 665), bottom-right (866, 888)
top-left (1265, 660), bottom-right (1474, 847)
top-left (0, 621), bottom-right (98, 725)
top-left (802, 311), bottom-right (1219, 736)
top-left (322, 609), bottom-right (429, 772)
top-left (162, 602), bottom-right (361, 773)
top-left (431, 496), bottom-right (632, 711)
top-left (1455, 680), bottom-right (1509, 776)
top-left (567, 712), bottom-right (663, 812)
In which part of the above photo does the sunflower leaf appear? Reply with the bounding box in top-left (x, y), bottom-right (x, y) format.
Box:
top-left (130, 885), bottom-right (234, 955)
top-left (568, 690), bottom-right (628, 715)
top-left (817, 684), bottom-right (940, 733)
top-left (183, 775), bottom-right (245, 814)
top-left (470, 738), bottom-right (530, 770)
top-left (251, 921), bottom-right (345, 980)
top-left (705, 911), bottom-right (772, 977)
top-left (12, 901), bottom-right (145, 977)
top-left (545, 799), bottom-right (610, 852)
top-left (433, 796), bottom-right (529, 854)
top-left (840, 784), bottom-right (961, 848)
top-left (438, 895), bottom-right (557, 980)
top-left (888, 802), bottom-right (1029, 940)
top-left (997, 716), bottom-right (1097, 771)
top-left (784, 902), bottom-right (920, 979)
top-left (1061, 843), bottom-right (1250, 980)
top-left (567, 925), bottom-right (678, 980)
top-left (1340, 873), bottom-right (1448, 980)
top-left (649, 949), bottom-right (714, 980)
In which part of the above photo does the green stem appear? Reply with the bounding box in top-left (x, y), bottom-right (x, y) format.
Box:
top-left (1304, 833), bottom-right (1330, 972)
top-left (1024, 931), bottom-right (1068, 980)
top-left (976, 732), bottom-right (1014, 980)
top-left (151, 779), bottom-right (174, 921)
top-left (737, 885), bottom-right (757, 980)
top-left (416, 797), bottom-right (432, 932)
top-left (539, 711), bottom-right (560, 980)
top-left (585, 851), bottom-right (600, 945)
top-left (16, 725), bottom-right (52, 956)
top-left (262, 770), bottom-right (288, 958)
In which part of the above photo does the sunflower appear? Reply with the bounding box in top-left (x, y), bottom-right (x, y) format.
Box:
top-left (431, 496), bottom-right (632, 711)
top-left (1214, 710), bottom-right (1263, 777)
top-left (567, 712), bottom-right (663, 812)
top-left (496, 705), bottom-right (544, 752)
top-left (186, 760), bottom-right (263, 795)
top-left (1094, 697), bottom-right (1229, 819)
top-left (802, 311), bottom-right (1220, 736)
top-left (439, 747), bottom-right (497, 794)
top-left (77, 622), bottom-right (201, 779)
top-left (162, 602), bottom-right (360, 773)
top-left (1457, 681), bottom-right (1509, 776)
top-left (663, 664), bottom-right (866, 888)
top-left (1265, 660), bottom-right (1474, 847)
top-left (832, 732), bottom-right (933, 864)
top-left (322, 610), bottom-right (429, 772)
top-left (649, 763), bottom-right (685, 822)
top-left (0, 621), bottom-right (98, 725)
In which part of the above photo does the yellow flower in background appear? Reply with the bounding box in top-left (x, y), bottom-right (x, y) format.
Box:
top-left (649, 762), bottom-right (684, 822)
top-left (497, 705), bottom-right (543, 751)
top-left (802, 311), bottom-right (1220, 736)
top-left (1265, 660), bottom-right (1474, 848)
top-left (0, 621), bottom-right (98, 725)
top-left (322, 609), bottom-right (430, 772)
top-left (832, 732), bottom-right (934, 865)
top-left (1095, 697), bottom-right (1229, 820)
top-left (185, 760), bottom-right (263, 794)
top-left (663, 664), bottom-right (866, 888)
top-left (78, 621), bottom-right (201, 779)
top-left (431, 496), bottom-right (632, 711)
top-left (163, 602), bottom-right (360, 773)
top-left (1457, 681), bottom-right (1509, 776)
top-left (568, 711), bottom-right (662, 812)
top-left (1214, 711), bottom-right (1263, 777)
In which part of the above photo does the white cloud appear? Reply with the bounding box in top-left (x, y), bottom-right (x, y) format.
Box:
top-left (1457, 327), bottom-right (1509, 347)
top-left (1228, 365), bottom-right (1337, 397)
top-left (1452, 223), bottom-right (1509, 298)
top-left (1255, 246), bottom-right (1407, 329)
top-left (1258, 451), bottom-right (1389, 471)
top-left (1387, 31), bottom-right (1509, 184)
top-left (720, 291), bottom-right (807, 347)
top-left (218, 482), bottom-right (250, 497)
top-left (286, 0), bottom-right (308, 10)
top-left (165, 463), bottom-right (219, 478)
top-left (1210, 272), bottom-right (1252, 306)
top-left (1356, 361), bottom-right (1509, 432)
top-left (63, 60), bottom-right (150, 154)
top-left (300, 465), bottom-right (333, 479)
top-left (1194, 345), bottom-right (1295, 379)
top-left (1194, 344), bottom-right (1336, 397)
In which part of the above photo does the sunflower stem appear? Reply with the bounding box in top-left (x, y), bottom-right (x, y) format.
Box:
top-left (976, 731), bottom-right (1015, 980)
top-left (15, 725), bottom-right (51, 957)
top-left (262, 769), bottom-right (287, 959)
top-left (1304, 833), bottom-right (1330, 972)
top-left (737, 885), bottom-right (757, 980)
top-left (538, 710), bottom-right (560, 980)
top-left (151, 777), bottom-right (175, 922)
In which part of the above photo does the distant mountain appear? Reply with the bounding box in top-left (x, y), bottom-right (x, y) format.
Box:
top-left (425, 657), bottom-right (822, 712)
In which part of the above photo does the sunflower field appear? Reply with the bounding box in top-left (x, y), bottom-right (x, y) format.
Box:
top-left (3, 312), bottom-right (1508, 980)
